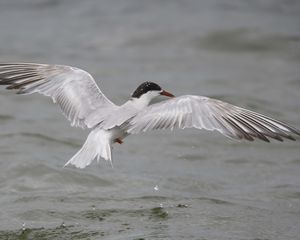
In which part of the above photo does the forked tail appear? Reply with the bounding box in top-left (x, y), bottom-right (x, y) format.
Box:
top-left (64, 129), bottom-right (112, 169)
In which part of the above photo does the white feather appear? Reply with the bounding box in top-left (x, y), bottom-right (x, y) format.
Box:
top-left (1, 63), bottom-right (299, 169)
top-left (64, 129), bottom-right (113, 168)
top-left (0, 63), bottom-right (115, 128)
top-left (125, 95), bottom-right (299, 142)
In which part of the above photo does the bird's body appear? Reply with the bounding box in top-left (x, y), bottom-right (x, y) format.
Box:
top-left (0, 63), bottom-right (299, 168)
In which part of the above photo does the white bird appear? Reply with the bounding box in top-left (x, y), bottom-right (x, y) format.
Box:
top-left (0, 63), bottom-right (299, 168)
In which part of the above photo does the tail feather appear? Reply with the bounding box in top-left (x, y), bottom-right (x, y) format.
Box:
top-left (64, 129), bottom-right (112, 168)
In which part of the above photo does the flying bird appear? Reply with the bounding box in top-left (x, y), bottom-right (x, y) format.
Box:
top-left (0, 63), bottom-right (299, 168)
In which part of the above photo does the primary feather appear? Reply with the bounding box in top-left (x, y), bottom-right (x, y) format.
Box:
top-left (0, 63), bottom-right (115, 128)
top-left (125, 95), bottom-right (300, 142)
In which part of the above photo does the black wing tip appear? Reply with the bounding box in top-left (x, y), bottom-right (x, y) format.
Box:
top-left (222, 115), bottom-right (300, 143)
top-left (6, 85), bottom-right (14, 90)
top-left (261, 133), bottom-right (297, 142)
top-left (246, 134), bottom-right (297, 142)
top-left (283, 135), bottom-right (296, 141)
top-left (291, 128), bottom-right (300, 136)
top-left (272, 135), bottom-right (283, 142)
top-left (259, 136), bottom-right (270, 143)
top-left (255, 133), bottom-right (297, 142)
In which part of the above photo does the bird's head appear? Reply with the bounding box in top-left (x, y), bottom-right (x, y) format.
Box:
top-left (131, 81), bottom-right (175, 103)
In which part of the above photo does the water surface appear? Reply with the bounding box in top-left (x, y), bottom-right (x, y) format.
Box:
top-left (0, 0), bottom-right (300, 239)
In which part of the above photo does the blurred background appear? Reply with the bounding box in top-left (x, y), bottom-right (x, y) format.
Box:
top-left (0, 0), bottom-right (299, 239)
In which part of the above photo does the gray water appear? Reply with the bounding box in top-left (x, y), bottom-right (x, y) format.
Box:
top-left (0, 0), bottom-right (300, 239)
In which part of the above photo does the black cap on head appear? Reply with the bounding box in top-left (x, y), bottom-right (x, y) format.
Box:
top-left (131, 81), bottom-right (162, 98)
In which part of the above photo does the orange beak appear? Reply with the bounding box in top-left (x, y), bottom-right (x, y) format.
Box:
top-left (160, 90), bottom-right (175, 98)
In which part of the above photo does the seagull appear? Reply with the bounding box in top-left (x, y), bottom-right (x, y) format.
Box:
top-left (0, 63), bottom-right (299, 168)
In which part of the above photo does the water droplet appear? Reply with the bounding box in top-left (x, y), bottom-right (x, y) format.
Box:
top-left (154, 185), bottom-right (159, 191)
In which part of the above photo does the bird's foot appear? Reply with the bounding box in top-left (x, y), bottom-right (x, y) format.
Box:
top-left (114, 138), bottom-right (123, 144)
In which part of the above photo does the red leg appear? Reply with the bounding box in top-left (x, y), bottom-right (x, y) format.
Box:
top-left (114, 138), bottom-right (123, 144)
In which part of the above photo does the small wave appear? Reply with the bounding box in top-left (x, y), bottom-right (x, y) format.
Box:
top-left (5, 163), bottom-right (113, 193)
top-left (0, 224), bottom-right (101, 240)
top-left (0, 0), bottom-right (61, 11)
top-left (0, 132), bottom-right (79, 147)
top-left (196, 197), bottom-right (235, 205)
top-left (178, 154), bottom-right (207, 161)
top-left (289, 78), bottom-right (300, 87)
top-left (195, 28), bottom-right (300, 57)
top-left (0, 114), bottom-right (14, 122)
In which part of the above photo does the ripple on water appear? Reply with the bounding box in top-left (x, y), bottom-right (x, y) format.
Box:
top-left (177, 154), bottom-right (207, 161)
top-left (0, 132), bottom-right (80, 148)
top-left (225, 158), bottom-right (251, 164)
top-left (82, 206), bottom-right (169, 222)
top-left (0, 225), bottom-right (101, 240)
top-left (0, 114), bottom-right (14, 122)
top-left (195, 28), bottom-right (300, 56)
top-left (196, 197), bottom-right (235, 206)
top-left (3, 163), bottom-right (113, 192)
top-left (289, 158), bottom-right (300, 164)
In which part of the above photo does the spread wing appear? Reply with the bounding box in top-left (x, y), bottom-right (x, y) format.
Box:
top-left (126, 95), bottom-right (300, 142)
top-left (0, 63), bottom-right (116, 128)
